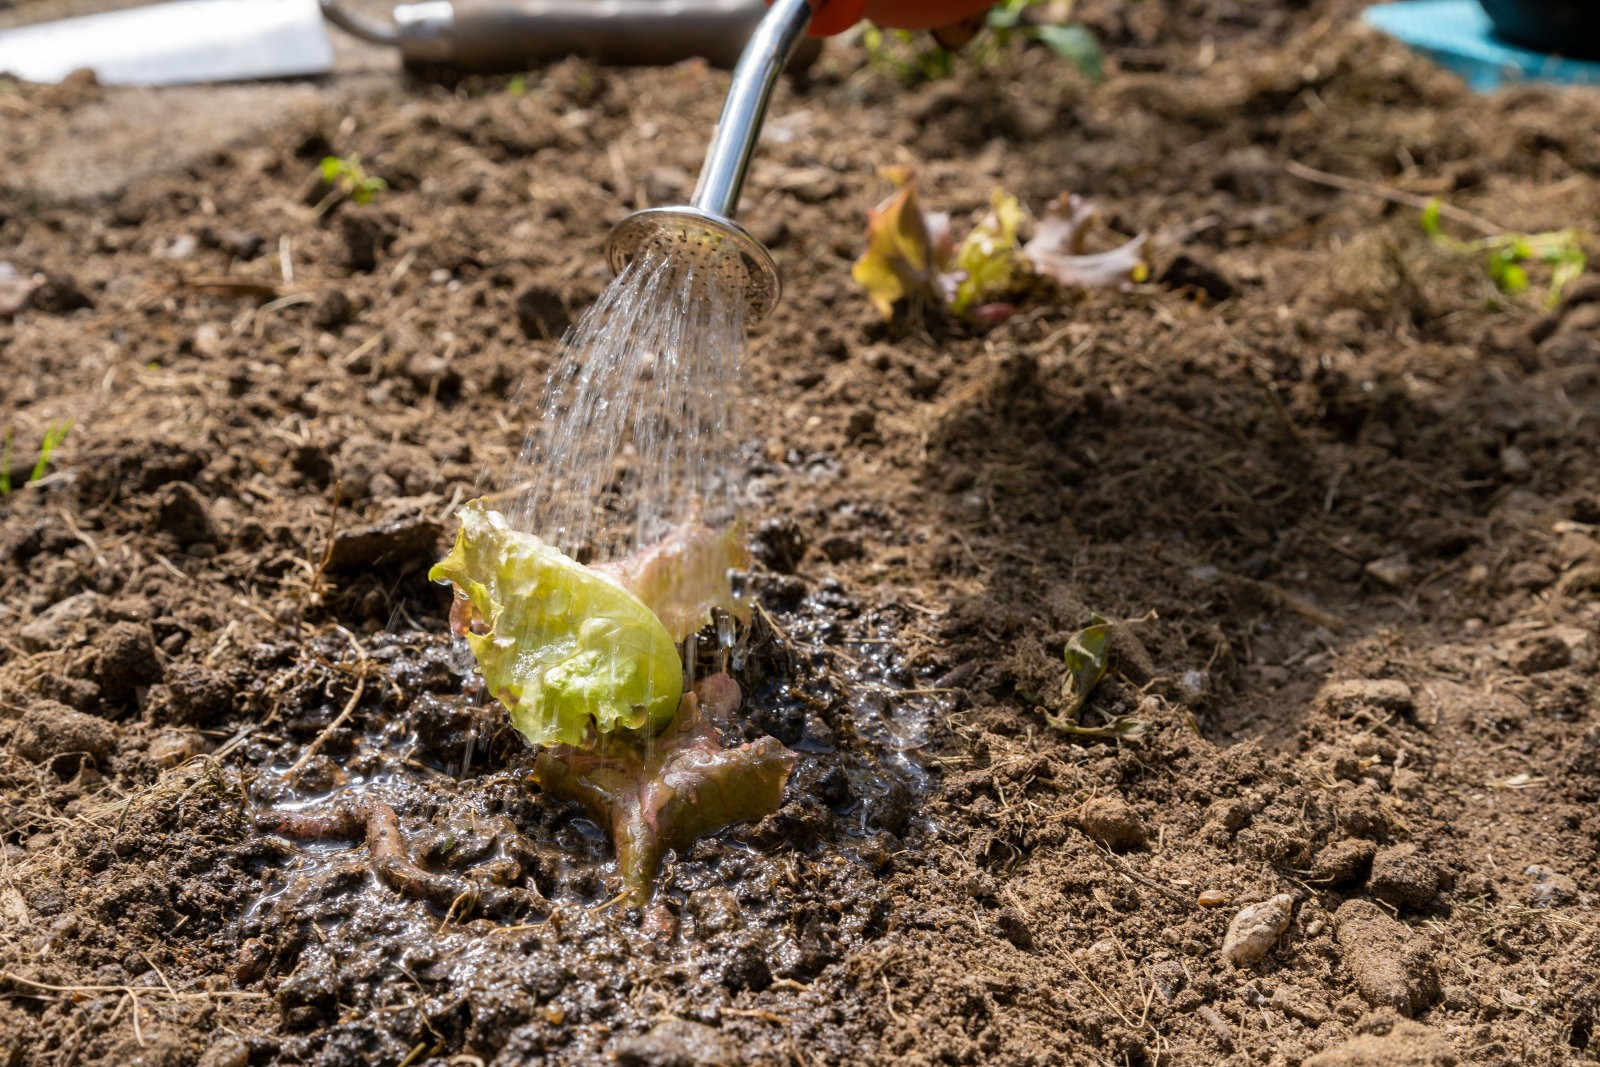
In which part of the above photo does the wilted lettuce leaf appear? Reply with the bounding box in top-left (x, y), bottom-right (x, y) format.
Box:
top-left (851, 167), bottom-right (941, 320)
top-left (596, 523), bottom-right (751, 642)
top-left (949, 190), bottom-right (1027, 315)
top-left (534, 674), bottom-right (796, 901)
top-left (1022, 193), bottom-right (1148, 288)
top-left (429, 500), bottom-right (683, 748)
top-left (854, 178), bottom-right (1145, 322)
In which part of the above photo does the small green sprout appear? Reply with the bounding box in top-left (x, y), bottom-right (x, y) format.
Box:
top-left (1042, 617), bottom-right (1147, 741)
top-left (0, 419), bottom-right (72, 495)
top-left (1420, 198), bottom-right (1589, 308)
top-left (861, 23), bottom-right (955, 80)
top-left (506, 74), bottom-right (527, 96)
top-left (858, 0), bottom-right (1102, 82)
top-left (319, 154), bottom-right (387, 205)
top-left (984, 0), bottom-right (1103, 80)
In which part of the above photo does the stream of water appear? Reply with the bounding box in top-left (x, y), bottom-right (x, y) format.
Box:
top-left (510, 245), bottom-right (746, 563)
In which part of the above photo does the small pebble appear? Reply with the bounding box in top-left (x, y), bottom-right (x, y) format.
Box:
top-left (1364, 553), bottom-right (1413, 589)
top-left (1177, 670), bottom-right (1209, 703)
top-left (159, 233), bottom-right (198, 260)
top-left (1221, 893), bottom-right (1293, 966)
top-left (193, 322), bottom-right (225, 357)
top-left (1500, 444), bottom-right (1531, 477)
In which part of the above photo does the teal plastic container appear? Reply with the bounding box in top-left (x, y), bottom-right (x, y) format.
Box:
top-left (1364, 0), bottom-right (1600, 90)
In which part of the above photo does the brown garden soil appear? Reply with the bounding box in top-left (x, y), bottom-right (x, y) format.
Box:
top-left (3, 1), bottom-right (1599, 1064)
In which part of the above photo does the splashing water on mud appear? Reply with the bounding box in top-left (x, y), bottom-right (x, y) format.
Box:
top-left (510, 245), bottom-right (746, 561)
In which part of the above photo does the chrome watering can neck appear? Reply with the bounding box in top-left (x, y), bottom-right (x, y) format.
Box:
top-left (687, 0), bottom-right (813, 219)
top-left (604, 0), bottom-right (814, 322)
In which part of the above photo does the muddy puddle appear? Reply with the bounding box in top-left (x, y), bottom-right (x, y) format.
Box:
top-left (231, 574), bottom-right (943, 1063)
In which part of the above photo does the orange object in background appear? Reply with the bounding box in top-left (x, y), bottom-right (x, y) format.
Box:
top-left (801, 0), bottom-right (996, 36)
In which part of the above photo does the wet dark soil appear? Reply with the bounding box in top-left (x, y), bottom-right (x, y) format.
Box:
top-left (3, 1), bottom-right (1599, 1064)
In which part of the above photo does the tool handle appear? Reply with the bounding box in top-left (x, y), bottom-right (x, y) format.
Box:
top-left (373, 0), bottom-right (819, 71)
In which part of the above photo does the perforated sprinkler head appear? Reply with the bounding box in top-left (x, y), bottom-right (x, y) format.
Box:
top-left (604, 206), bottom-right (779, 324)
top-left (603, 0), bottom-right (811, 324)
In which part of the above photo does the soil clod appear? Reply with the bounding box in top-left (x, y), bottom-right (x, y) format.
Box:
top-left (1333, 901), bottom-right (1440, 1018)
top-left (1074, 795), bottom-right (1147, 851)
top-left (1367, 844), bottom-right (1443, 912)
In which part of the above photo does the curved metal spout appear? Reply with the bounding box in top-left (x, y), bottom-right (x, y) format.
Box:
top-left (605, 0), bottom-right (813, 321)
top-left (689, 0), bottom-right (813, 218)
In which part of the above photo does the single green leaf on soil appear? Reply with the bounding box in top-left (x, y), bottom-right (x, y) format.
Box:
top-left (1032, 23), bottom-right (1103, 80)
top-left (429, 499), bottom-right (683, 748)
top-left (1045, 620), bottom-right (1148, 740)
top-left (534, 674), bottom-right (796, 901)
top-left (1044, 620), bottom-right (1111, 732)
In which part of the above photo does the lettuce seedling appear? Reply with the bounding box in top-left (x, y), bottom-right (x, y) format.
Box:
top-left (431, 501), bottom-right (794, 900)
top-left (853, 173), bottom-right (1147, 323)
top-left (949, 190), bottom-right (1027, 316)
top-left (1419, 198), bottom-right (1588, 309)
top-left (850, 167), bottom-right (946, 320)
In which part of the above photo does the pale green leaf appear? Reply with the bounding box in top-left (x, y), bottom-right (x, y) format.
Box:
top-left (950, 189), bottom-right (1027, 315)
top-left (1057, 621), bottom-right (1111, 723)
top-left (429, 500), bottom-right (683, 748)
top-left (1419, 198), bottom-right (1442, 239)
top-left (1033, 24), bottom-right (1103, 80)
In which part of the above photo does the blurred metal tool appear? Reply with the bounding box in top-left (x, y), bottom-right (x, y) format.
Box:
top-left (0, 0), bottom-right (335, 86)
top-left (0, 0), bottom-right (814, 87)
top-left (605, 0), bottom-right (814, 322)
top-left (324, 0), bottom-right (817, 72)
